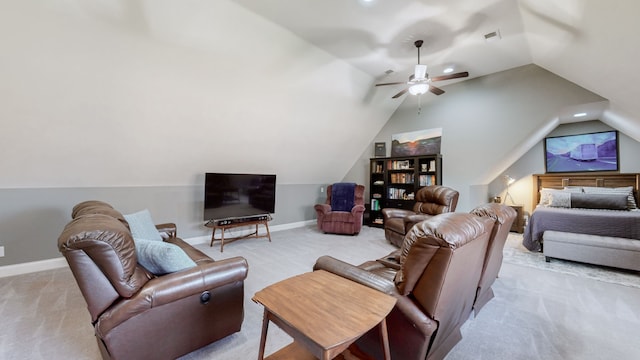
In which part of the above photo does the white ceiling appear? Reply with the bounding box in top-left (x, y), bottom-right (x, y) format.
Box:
top-left (231, 0), bottom-right (640, 127)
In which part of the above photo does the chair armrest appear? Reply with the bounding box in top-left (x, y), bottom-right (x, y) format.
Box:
top-left (382, 208), bottom-right (415, 221)
top-left (313, 255), bottom-right (395, 294)
top-left (404, 214), bottom-right (434, 231)
top-left (314, 203), bottom-right (331, 215)
top-left (96, 257), bottom-right (248, 336)
top-left (146, 256), bottom-right (248, 306)
top-left (351, 204), bottom-right (365, 215)
top-left (155, 223), bottom-right (177, 238)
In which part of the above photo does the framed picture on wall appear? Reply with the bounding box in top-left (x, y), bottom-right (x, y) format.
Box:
top-left (544, 130), bottom-right (619, 173)
top-left (391, 128), bottom-right (442, 156)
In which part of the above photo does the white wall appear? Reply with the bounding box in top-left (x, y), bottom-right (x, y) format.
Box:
top-left (0, 0), bottom-right (399, 188)
top-left (0, 0), bottom-right (404, 266)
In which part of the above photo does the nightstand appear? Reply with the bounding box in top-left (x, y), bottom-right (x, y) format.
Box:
top-left (507, 205), bottom-right (525, 233)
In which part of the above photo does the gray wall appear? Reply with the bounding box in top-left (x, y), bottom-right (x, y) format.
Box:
top-left (490, 120), bottom-right (640, 215)
top-left (0, 184), bottom-right (324, 266)
top-left (346, 64), bottom-right (610, 211)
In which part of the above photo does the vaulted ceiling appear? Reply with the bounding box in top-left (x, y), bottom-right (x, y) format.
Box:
top-left (232, 0), bottom-right (640, 137)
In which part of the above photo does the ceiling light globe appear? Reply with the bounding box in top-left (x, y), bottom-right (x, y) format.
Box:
top-left (409, 84), bottom-right (429, 95)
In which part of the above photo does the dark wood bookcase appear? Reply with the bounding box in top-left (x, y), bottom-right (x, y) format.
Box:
top-left (369, 154), bottom-right (442, 227)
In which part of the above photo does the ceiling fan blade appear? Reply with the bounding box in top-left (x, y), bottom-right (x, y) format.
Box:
top-left (375, 81), bottom-right (407, 87)
top-left (431, 71), bottom-right (469, 82)
top-left (429, 85), bottom-right (445, 95)
top-left (392, 88), bottom-right (409, 99)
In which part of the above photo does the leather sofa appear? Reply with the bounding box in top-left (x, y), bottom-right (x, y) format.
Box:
top-left (469, 203), bottom-right (517, 314)
top-left (58, 201), bottom-right (249, 360)
top-left (314, 212), bottom-right (495, 360)
top-left (382, 185), bottom-right (459, 247)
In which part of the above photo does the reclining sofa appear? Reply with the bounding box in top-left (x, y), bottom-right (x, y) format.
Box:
top-left (58, 201), bottom-right (249, 360)
top-left (314, 203), bottom-right (516, 360)
top-left (382, 185), bottom-right (459, 247)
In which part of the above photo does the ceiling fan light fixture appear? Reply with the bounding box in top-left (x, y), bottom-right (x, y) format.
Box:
top-left (409, 84), bottom-right (429, 95)
top-left (414, 64), bottom-right (427, 80)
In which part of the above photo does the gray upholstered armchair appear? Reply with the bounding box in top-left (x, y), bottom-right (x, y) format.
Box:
top-left (382, 185), bottom-right (459, 247)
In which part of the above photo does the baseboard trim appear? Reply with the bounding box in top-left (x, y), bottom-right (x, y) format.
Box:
top-left (0, 220), bottom-right (316, 278)
top-left (0, 257), bottom-right (69, 278)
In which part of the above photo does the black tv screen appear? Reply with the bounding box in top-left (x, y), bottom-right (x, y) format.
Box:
top-left (544, 130), bottom-right (619, 173)
top-left (204, 173), bottom-right (276, 221)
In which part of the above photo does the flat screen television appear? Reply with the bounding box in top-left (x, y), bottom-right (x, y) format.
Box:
top-left (544, 130), bottom-right (619, 173)
top-left (204, 173), bottom-right (276, 221)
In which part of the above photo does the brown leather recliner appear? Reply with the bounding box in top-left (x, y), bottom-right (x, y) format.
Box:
top-left (314, 183), bottom-right (366, 235)
top-left (58, 201), bottom-right (249, 360)
top-left (470, 203), bottom-right (517, 314)
top-left (382, 185), bottom-right (459, 247)
top-left (314, 212), bottom-right (494, 360)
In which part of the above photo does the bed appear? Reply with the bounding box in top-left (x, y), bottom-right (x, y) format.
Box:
top-left (522, 173), bottom-right (640, 271)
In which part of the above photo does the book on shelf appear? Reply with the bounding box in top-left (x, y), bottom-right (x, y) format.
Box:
top-left (419, 174), bottom-right (437, 186)
top-left (388, 187), bottom-right (412, 200)
top-left (390, 173), bottom-right (414, 184)
top-left (388, 160), bottom-right (412, 170)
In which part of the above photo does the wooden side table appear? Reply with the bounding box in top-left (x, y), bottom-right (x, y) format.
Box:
top-left (507, 205), bottom-right (525, 233)
top-left (252, 270), bottom-right (396, 360)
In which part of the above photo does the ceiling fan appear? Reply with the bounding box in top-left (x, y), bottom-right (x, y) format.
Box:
top-left (376, 40), bottom-right (469, 99)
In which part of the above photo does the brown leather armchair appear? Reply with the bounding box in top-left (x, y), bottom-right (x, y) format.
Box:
top-left (314, 183), bottom-right (365, 235)
top-left (58, 201), bottom-right (249, 360)
top-left (470, 203), bottom-right (517, 314)
top-left (382, 185), bottom-right (459, 247)
top-left (314, 212), bottom-right (495, 360)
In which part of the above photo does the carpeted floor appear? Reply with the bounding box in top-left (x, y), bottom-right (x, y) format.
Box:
top-left (1, 225), bottom-right (639, 360)
top-left (503, 233), bottom-right (640, 289)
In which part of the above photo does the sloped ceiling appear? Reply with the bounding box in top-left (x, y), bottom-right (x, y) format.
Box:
top-left (231, 0), bottom-right (640, 138)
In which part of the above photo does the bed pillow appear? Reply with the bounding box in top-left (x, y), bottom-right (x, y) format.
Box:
top-left (582, 186), bottom-right (637, 210)
top-left (547, 191), bottom-right (572, 208)
top-left (135, 239), bottom-right (197, 275)
top-left (539, 188), bottom-right (574, 206)
top-left (124, 209), bottom-right (163, 241)
top-left (570, 193), bottom-right (629, 210)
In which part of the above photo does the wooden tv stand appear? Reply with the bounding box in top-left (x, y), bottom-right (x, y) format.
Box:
top-left (206, 217), bottom-right (272, 252)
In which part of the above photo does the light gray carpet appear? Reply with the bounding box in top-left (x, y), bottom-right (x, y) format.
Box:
top-left (1, 225), bottom-right (639, 360)
top-left (503, 233), bottom-right (640, 289)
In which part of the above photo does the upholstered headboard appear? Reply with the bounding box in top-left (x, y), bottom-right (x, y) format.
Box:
top-left (532, 173), bottom-right (640, 205)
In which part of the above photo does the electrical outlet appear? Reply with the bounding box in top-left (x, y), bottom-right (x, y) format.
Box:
top-left (320, 187), bottom-right (324, 193)
top-left (0, 246), bottom-right (4, 257)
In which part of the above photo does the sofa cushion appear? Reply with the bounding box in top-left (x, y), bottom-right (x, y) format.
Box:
top-left (135, 239), bottom-right (197, 275)
top-left (124, 209), bottom-right (163, 241)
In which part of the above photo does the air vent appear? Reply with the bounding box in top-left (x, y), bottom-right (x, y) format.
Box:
top-left (484, 30), bottom-right (501, 42)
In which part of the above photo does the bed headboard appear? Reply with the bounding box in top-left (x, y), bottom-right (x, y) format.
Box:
top-left (532, 173), bottom-right (640, 205)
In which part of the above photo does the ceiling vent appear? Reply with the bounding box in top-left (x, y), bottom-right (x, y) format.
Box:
top-left (484, 30), bottom-right (502, 42)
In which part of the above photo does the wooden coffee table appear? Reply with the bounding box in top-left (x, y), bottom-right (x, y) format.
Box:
top-left (252, 270), bottom-right (396, 360)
